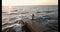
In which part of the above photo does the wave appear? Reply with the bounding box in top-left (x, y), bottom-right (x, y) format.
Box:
top-left (2, 5), bottom-right (58, 32)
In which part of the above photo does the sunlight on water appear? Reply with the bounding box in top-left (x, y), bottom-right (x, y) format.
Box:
top-left (2, 5), bottom-right (58, 32)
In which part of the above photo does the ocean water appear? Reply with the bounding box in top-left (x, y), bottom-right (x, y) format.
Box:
top-left (2, 5), bottom-right (58, 32)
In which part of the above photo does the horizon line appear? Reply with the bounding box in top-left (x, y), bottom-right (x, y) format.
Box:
top-left (2, 5), bottom-right (58, 6)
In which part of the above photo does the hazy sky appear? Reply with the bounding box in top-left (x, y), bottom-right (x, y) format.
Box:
top-left (2, 0), bottom-right (58, 12)
top-left (2, 0), bottom-right (58, 6)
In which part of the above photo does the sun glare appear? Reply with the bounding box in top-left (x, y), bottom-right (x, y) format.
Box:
top-left (2, 6), bottom-right (13, 12)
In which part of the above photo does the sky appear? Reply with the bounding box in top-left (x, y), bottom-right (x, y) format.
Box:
top-left (2, 0), bottom-right (58, 12)
top-left (2, 0), bottom-right (58, 6)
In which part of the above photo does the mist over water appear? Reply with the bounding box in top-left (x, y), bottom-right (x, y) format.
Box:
top-left (2, 5), bottom-right (58, 32)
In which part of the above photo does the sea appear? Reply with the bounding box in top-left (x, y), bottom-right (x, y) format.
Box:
top-left (2, 5), bottom-right (58, 32)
